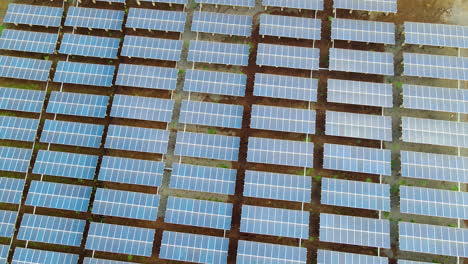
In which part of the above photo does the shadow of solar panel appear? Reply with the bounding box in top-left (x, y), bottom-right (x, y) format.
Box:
top-left (195, 0), bottom-right (254, 7)
top-left (247, 137), bottom-right (314, 167)
top-left (263, 0), bottom-right (323, 10)
top-left (254, 73), bottom-right (318, 101)
top-left (0, 245), bottom-right (8, 264)
top-left (260, 14), bottom-right (321, 40)
top-left (0, 55), bottom-right (51, 81)
top-left (26, 181), bottom-right (92, 212)
top-left (0, 146), bottom-right (32, 173)
top-left (329, 48), bottom-right (394, 75)
top-left (170, 163), bottom-right (236, 194)
top-left (86, 223), bottom-right (155, 256)
top-left (257, 43), bottom-right (319, 70)
top-left (325, 111), bottom-right (392, 141)
top-left (121, 35), bottom-right (182, 61)
top-left (99, 156), bottom-right (164, 187)
top-left (403, 84), bottom-right (467, 114)
top-left (334, 0), bottom-right (397, 13)
top-left (184, 69), bottom-right (246, 96)
top-left (332, 18), bottom-right (395, 44)
top-left (317, 249), bottom-right (388, 264)
top-left (0, 116), bottom-right (39, 142)
top-left (105, 125), bottom-right (169, 154)
top-left (0, 29), bottom-right (58, 54)
top-left (65, 7), bottom-right (124, 30)
top-left (175, 132), bottom-right (240, 161)
top-left (0, 177), bottom-right (25, 204)
top-left (188, 40), bottom-right (249, 66)
top-left (403, 53), bottom-right (468, 81)
top-left (0, 87), bottom-right (45, 113)
top-left (192, 12), bottom-right (252, 37)
top-left (0, 210), bottom-right (17, 238)
top-left (54, 61), bottom-right (115, 87)
top-left (404, 22), bottom-right (468, 48)
top-left (84, 258), bottom-right (134, 264)
top-left (47, 91), bottom-right (109, 118)
top-left (40, 120), bottom-right (104, 148)
top-left (237, 240), bottom-right (307, 264)
top-left (33, 150), bottom-right (98, 180)
top-left (12, 248), bottom-right (79, 264)
top-left (4, 4), bottom-right (63, 27)
top-left (251, 105), bottom-right (316, 134)
top-left (59, 34), bottom-right (120, 59)
top-left (116, 64), bottom-right (178, 90)
top-left (180, 100), bottom-right (243, 128)
top-left (126, 8), bottom-right (186, 32)
top-left (111, 94), bottom-right (174, 122)
top-left (327, 79), bottom-right (393, 108)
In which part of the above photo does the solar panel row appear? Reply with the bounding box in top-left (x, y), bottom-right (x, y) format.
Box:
top-left (263, 0), bottom-right (323, 10)
top-left (332, 18), bottom-right (395, 44)
top-left (402, 117), bottom-right (467, 148)
top-left (47, 91), bottom-right (109, 118)
top-left (0, 177), bottom-right (25, 204)
top-left (111, 94), bottom-right (174, 122)
top-left (126, 8), bottom-right (186, 32)
top-left (54, 61), bottom-right (115, 87)
top-left (237, 240), bottom-right (307, 264)
top-left (33, 150), bottom-right (98, 180)
top-left (0, 55), bottom-right (52, 81)
top-left (0, 116), bottom-right (39, 142)
top-left (0, 87), bottom-right (45, 113)
top-left (184, 69), bottom-right (247, 96)
top-left (403, 53), bottom-right (468, 81)
top-left (188, 40), bottom-right (249, 66)
top-left (65, 7), bottom-right (124, 31)
top-left (0, 29), bottom-right (58, 54)
top-left (12, 248), bottom-right (78, 264)
top-left (0, 210), bottom-right (17, 238)
top-left (260, 14), bottom-right (321, 40)
top-left (121, 35), bottom-right (182, 61)
top-left (192, 11), bottom-right (252, 37)
top-left (175, 132), bottom-right (240, 161)
top-left (318, 249), bottom-right (388, 264)
top-left (327, 79), bottom-right (393, 108)
top-left (257, 43), bottom-right (319, 70)
top-left (325, 111), bottom-right (392, 141)
top-left (404, 22), bottom-right (468, 48)
top-left (4, 4), bottom-right (63, 27)
top-left (99, 156), bottom-right (164, 187)
top-left (116, 64), bottom-right (178, 90)
top-left (254, 73), bottom-right (318, 102)
top-left (329, 48), bottom-right (394, 76)
top-left (59, 34), bottom-right (120, 59)
top-left (402, 84), bottom-right (467, 114)
top-left (180, 100), bottom-right (243, 129)
top-left (40, 120), bottom-right (104, 148)
top-left (0, 146), bottom-right (32, 173)
top-left (334, 0), bottom-right (397, 13)
top-left (250, 105), bottom-right (316, 134)
top-left (105, 125), bottom-right (169, 154)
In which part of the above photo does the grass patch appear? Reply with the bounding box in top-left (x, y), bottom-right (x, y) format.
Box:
top-left (395, 81), bottom-right (403, 90)
top-left (0, 24), bottom-right (6, 35)
top-left (217, 164), bottom-right (228, 169)
top-left (6, 83), bottom-right (40, 90)
top-left (313, 175), bottom-right (321, 182)
top-left (207, 128), bottom-right (216, 134)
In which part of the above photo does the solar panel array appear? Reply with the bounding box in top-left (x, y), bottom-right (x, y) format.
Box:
top-left (0, 87), bottom-right (45, 113)
top-left (179, 100), bottom-right (243, 128)
top-left (0, 116), bottom-right (39, 142)
top-left (193, 11), bottom-right (252, 37)
top-left (33, 150), bottom-right (98, 180)
top-left (99, 156), bottom-right (164, 187)
top-left (260, 14), bottom-right (321, 40)
top-left (263, 0), bottom-right (324, 10)
top-left (126, 8), bottom-right (187, 32)
top-left (0, 177), bottom-right (25, 204)
top-left (184, 69), bottom-right (247, 96)
top-left (329, 48), bottom-right (394, 75)
top-left (0, 55), bottom-right (51, 81)
top-left (237, 240), bottom-right (307, 264)
top-left (121, 35), bottom-right (182, 61)
top-left (250, 105), bottom-right (316, 134)
top-left (332, 18), bottom-right (395, 44)
top-left (65, 7), bottom-right (124, 31)
top-left (59, 34), bottom-right (120, 59)
top-left (254, 73), bottom-right (318, 102)
top-left (105, 125), bottom-right (169, 154)
top-left (317, 249), bottom-right (388, 264)
top-left (188, 40), bottom-right (250, 66)
top-left (402, 84), bottom-right (467, 113)
top-left (257, 43), bottom-right (319, 70)
top-left (327, 79), bottom-right (393, 108)
top-left (403, 53), bottom-right (468, 81)
top-left (248, 137), bottom-right (314, 167)
top-left (111, 94), bottom-right (174, 122)
top-left (40, 120), bottom-right (104, 148)
top-left (0, 245), bottom-right (8, 263)
top-left (4, 4), bottom-right (63, 27)
top-left (54, 61), bottom-right (115, 87)
top-left (116, 64), bottom-right (178, 90)
top-left (12, 248), bottom-right (79, 264)
top-left (404, 22), bottom-right (468, 48)
top-left (333, 0), bottom-right (397, 13)
top-left (0, 210), bottom-right (17, 238)
top-left (0, 29), bottom-right (58, 54)
top-left (0, 146), bottom-right (32, 173)
top-left (325, 111), bottom-right (392, 141)
top-left (47, 91), bottom-right (109, 118)
top-left (175, 132), bottom-right (240, 161)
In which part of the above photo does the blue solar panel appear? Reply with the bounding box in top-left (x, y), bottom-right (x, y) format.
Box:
top-left (0, 87), bottom-right (45, 113)
top-left (0, 245), bottom-right (8, 264)
top-left (320, 213), bottom-right (390, 248)
top-left (332, 18), bottom-right (395, 44)
top-left (99, 156), bottom-right (164, 187)
top-left (254, 73), bottom-right (318, 102)
top-left (0, 29), bottom-right (58, 54)
top-left (237, 240), bottom-right (307, 264)
top-left (195, 0), bottom-right (254, 7)
top-left (18, 214), bottom-right (85, 246)
top-left (59, 34), bottom-right (120, 59)
top-left (0, 55), bottom-right (51, 81)
top-left (260, 14), bottom-right (321, 40)
top-left (403, 53), bottom-right (468, 81)
top-left (65, 7), bottom-right (124, 31)
top-left (33, 150), bottom-right (98, 180)
top-left (184, 69), bottom-right (246, 96)
top-left (93, 188), bottom-right (160, 220)
top-left (241, 205), bottom-right (309, 239)
top-left (327, 79), bottom-right (393, 108)
top-left (334, 0), bottom-right (397, 13)
top-left (26, 181), bottom-right (92, 212)
top-left (404, 22), bottom-right (468, 49)
top-left (47, 91), bottom-right (109, 118)
top-left (165, 196), bottom-right (232, 230)
top-left (175, 132), bottom-right (240, 161)
top-left (263, 0), bottom-right (323, 10)
top-left (0, 210), bottom-right (17, 238)
top-left (139, 0), bottom-right (187, 3)
top-left (403, 84), bottom-right (467, 114)
top-left (4, 4), bottom-right (63, 27)
top-left (192, 12), bottom-right (252, 37)
top-left (324, 144), bottom-right (391, 175)
top-left (251, 105), bottom-right (316, 134)
top-left (111, 94), bottom-right (174, 122)
top-left (322, 178), bottom-right (390, 211)
top-left (247, 137), bottom-right (314, 168)
top-left (121, 35), bottom-right (182, 61)
top-left (318, 249), bottom-right (388, 264)
top-left (244, 170), bottom-right (311, 203)
top-left (325, 111), bottom-right (392, 141)
top-left (160, 231), bottom-right (229, 263)
top-left (398, 261), bottom-right (432, 264)
top-left (54, 61), bottom-right (115, 87)
top-left (12, 248), bottom-right (79, 264)
top-left (86, 222), bottom-right (155, 256)
top-left (0, 177), bottom-right (25, 204)
top-left (0, 146), bottom-right (32, 173)
top-left (40, 120), bottom-right (104, 148)
top-left (84, 259), bottom-right (134, 264)
top-left (105, 125), bottom-right (169, 154)
top-left (257, 43), bottom-right (319, 70)
top-left (402, 117), bottom-right (467, 148)
top-left (126, 8), bottom-right (186, 32)
top-left (0, 116), bottom-right (39, 142)
top-left (330, 48), bottom-right (394, 75)
top-left (188, 40), bottom-right (249, 66)
top-left (116, 64), bottom-right (178, 90)
top-left (170, 163), bottom-right (236, 194)
top-left (180, 100), bottom-right (243, 128)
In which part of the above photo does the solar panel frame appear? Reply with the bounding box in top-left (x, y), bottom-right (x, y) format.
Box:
top-left (105, 125), bottom-right (169, 154)
top-left (33, 150), bottom-right (98, 180)
top-left (188, 40), bottom-right (249, 66)
top-left (237, 240), bottom-right (307, 264)
top-left (0, 29), bottom-right (58, 54)
top-left (0, 177), bottom-right (25, 204)
top-left (317, 249), bottom-right (388, 264)
top-left (111, 94), bottom-right (174, 122)
top-left (332, 18), bottom-right (395, 44)
top-left (333, 0), bottom-right (397, 13)
top-left (65, 7), bottom-right (124, 31)
top-left (192, 11), bottom-right (252, 37)
top-left (0, 55), bottom-right (52, 82)
top-left (175, 132), bottom-right (240, 161)
top-left (0, 210), bottom-right (17, 238)
top-left (180, 100), bottom-right (243, 129)
top-left (257, 43), bottom-right (319, 70)
top-left (325, 111), bottom-right (392, 141)
top-left (402, 84), bottom-right (467, 114)
top-left (184, 69), bottom-right (246, 96)
top-left (0, 116), bottom-right (39, 142)
top-left (327, 79), bottom-right (393, 108)
top-left (54, 61), bottom-right (115, 87)
top-left (0, 87), bottom-right (45, 113)
top-left (259, 14), bottom-right (321, 40)
top-left (404, 22), bottom-right (468, 49)
top-left (0, 146), bottom-right (32, 173)
top-left (12, 248), bottom-right (79, 264)
top-left (59, 34), bottom-right (120, 59)
top-left (40, 120), bottom-right (104, 148)
top-left (329, 48), bottom-right (394, 75)
top-left (4, 4), bottom-right (63, 27)
top-left (250, 104), bottom-right (316, 134)
top-left (121, 35), bottom-right (182, 61)
top-left (254, 73), bottom-right (318, 102)
top-left (47, 91), bottom-right (109, 118)
top-left (403, 53), bottom-right (468, 81)
top-left (116, 64), bottom-right (178, 90)
top-left (99, 156), bottom-right (164, 187)
top-left (126, 8), bottom-right (187, 33)
top-left (195, 0), bottom-right (254, 7)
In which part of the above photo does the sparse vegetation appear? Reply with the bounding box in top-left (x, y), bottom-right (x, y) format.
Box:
top-left (0, 24), bottom-right (6, 35)
top-left (207, 128), bottom-right (216, 134)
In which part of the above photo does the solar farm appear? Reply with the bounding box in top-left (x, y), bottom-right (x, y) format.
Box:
top-left (0, 0), bottom-right (466, 263)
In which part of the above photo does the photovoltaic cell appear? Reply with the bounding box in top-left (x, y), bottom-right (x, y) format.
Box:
top-left (403, 53), bottom-right (468, 81)
top-left (121, 35), bottom-right (182, 61)
top-left (33, 150), bottom-right (98, 180)
top-left (192, 12), bottom-right (252, 37)
top-left (237, 240), bottom-right (307, 264)
top-left (59, 34), bottom-right (120, 59)
top-left (99, 156), bottom-right (164, 187)
top-left (175, 132), bottom-right (240, 161)
top-left (116, 64), bottom-right (178, 90)
top-left (65, 7), bottom-right (124, 31)
top-left (0, 55), bottom-right (51, 81)
top-left (0, 177), bottom-right (25, 204)
top-left (126, 8), bottom-right (186, 32)
top-left (263, 0), bottom-right (323, 10)
top-left (260, 14), bottom-right (321, 40)
top-left (40, 120), bottom-right (104, 148)
top-left (402, 84), bottom-right (467, 113)
top-left (250, 105), bottom-right (316, 134)
top-left (329, 48), bottom-right (394, 75)
top-left (105, 125), bottom-right (169, 154)
top-left (0, 210), bottom-right (17, 238)
top-left (111, 94), bottom-right (174, 122)
top-left (188, 40), bottom-right (249, 66)
top-left (0, 245), bottom-right (8, 264)
top-left (4, 4), bottom-right (63, 27)
top-left (398, 261), bottom-right (432, 264)
top-left (84, 259), bottom-right (134, 264)
top-left (402, 117), bottom-right (467, 148)
top-left (257, 43), bottom-right (319, 70)
top-left (327, 79), bottom-right (393, 108)
top-left (404, 22), bottom-right (468, 49)
top-left (0, 116), bottom-right (39, 142)
top-left (195, 0), bottom-right (254, 7)
top-left (254, 73), bottom-right (318, 102)
top-left (47, 91), bottom-right (109, 118)
top-left (0, 87), bottom-right (45, 113)
top-left (184, 69), bottom-right (246, 96)
top-left (12, 248), bottom-right (78, 264)
top-left (333, 0), bottom-right (397, 13)
top-left (0, 29), bottom-right (58, 54)
top-left (0, 146), bottom-right (32, 173)
top-left (325, 111), bottom-right (392, 141)
top-left (317, 249), bottom-right (388, 264)
top-left (332, 18), bottom-right (395, 44)
top-left (179, 100), bottom-right (243, 129)
top-left (54, 61), bottom-right (115, 87)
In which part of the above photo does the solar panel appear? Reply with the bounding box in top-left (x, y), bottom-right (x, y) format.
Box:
top-left (116, 64), bottom-right (178, 90)
top-left (33, 150), bottom-right (98, 180)
top-left (263, 0), bottom-right (323, 10)
top-left (121, 35), bottom-right (182, 61)
top-left (95, 0), bottom-right (126, 3)
top-left (333, 0), bottom-right (397, 13)
top-left (160, 231), bottom-right (229, 263)
top-left (241, 205), bottom-right (309, 239)
top-left (26, 181), bottom-right (91, 212)
top-left (398, 261), bottom-right (432, 264)
top-left (332, 18), bottom-right (395, 44)
top-left (84, 258), bottom-right (134, 264)
top-left (260, 14), bottom-right (321, 40)
top-left (247, 137), bottom-right (314, 168)
top-left (402, 84), bottom-right (467, 114)
top-left (99, 156), bottom-right (164, 187)
top-left (180, 100), bottom-right (243, 129)
top-left (12, 248), bottom-right (79, 264)
top-left (59, 34), bottom-right (120, 59)
top-left (0, 177), bottom-right (25, 204)
top-left (399, 222), bottom-right (468, 257)
top-left (0, 87), bottom-right (45, 113)
top-left (327, 79), bottom-right (393, 108)
top-left (0, 210), bottom-right (17, 238)
top-left (165, 196), bottom-right (232, 230)
top-left (325, 111), bottom-right (392, 141)
top-left (0, 116), bottom-right (39, 142)
top-left (254, 73), bottom-right (318, 102)
top-left (251, 105), bottom-right (316, 134)
top-left (175, 132), bottom-right (240, 161)
top-left (170, 163), bottom-right (236, 195)
top-left (329, 48), bottom-right (394, 75)
top-left (317, 249), bottom-right (388, 264)
top-left (192, 12), bottom-right (252, 37)
top-left (244, 170), bottom-right (312, 203)
top-left (403, 53), bottom-right (468, 81)
top-left (18, 214), bottom-right (85, 246)
top-left (138, 0), bottom-right (187, 4)
top-left (127, 8), bottom-right (186, 32)
top-left (54, 61), bottom-right (115, 87)
top-left (47, 91), bottom-right (109, 118)
top-left (195, 0), bottom-right (254, 7)
top-left (404, 22), bottom-right (468, 48)
top-left (237, 240), bottom-right (307, 264)
top-left (0, 55), bottom-right (51, 81)
top-left (0, 146), bottom-right (32, 173)
top-left (188, 40), bottom-right (249, 66)
top-left (320, 213), bottom-right (390, 248)
top-left (184, 69), bottom-right (246, 96)
top-left (322, 178), bottom-right (390, 211)
top-left (0, 245), bottom-right (8, 264)
top-left (401, 151), bottom-right (467, 183)
top-left (257, 43), bottom-right (319, 70)
top-left (40, 120), bottom-right (104, 148)
top-left (402, 117), bottom-right (467, 148)
top-left (105, 125), bottom-right (169, 154)
top-left (323, 143), bottom-right (391, 175)
top-left (65, 7), bottom-right (124, 31)
top-left (111, 94), bottom-right (174, 122)
top-left (0, 29), bottom-right (58, 54)
top-left (4, 4), bottom-right (63, 27)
